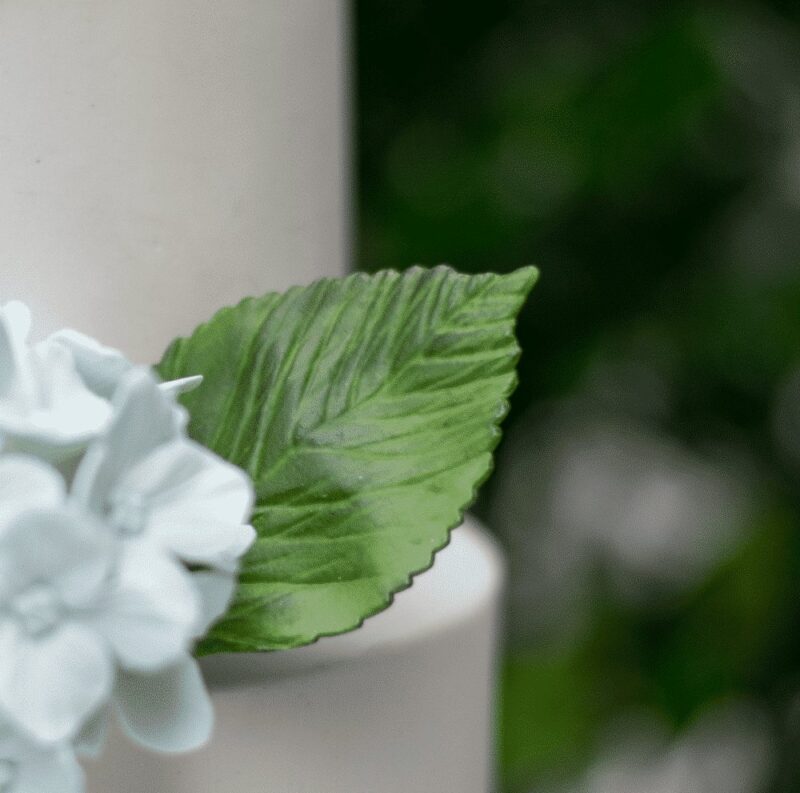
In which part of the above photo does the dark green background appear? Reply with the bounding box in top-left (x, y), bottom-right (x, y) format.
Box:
top-left (356, 3), bottom-right (800, 791)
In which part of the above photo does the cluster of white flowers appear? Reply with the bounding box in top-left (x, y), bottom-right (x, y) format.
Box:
top-left (0, 302), bottom-right (256, 793)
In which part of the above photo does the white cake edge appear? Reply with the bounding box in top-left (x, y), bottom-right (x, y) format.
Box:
top-left (201, 515), bottom-right (506, 685)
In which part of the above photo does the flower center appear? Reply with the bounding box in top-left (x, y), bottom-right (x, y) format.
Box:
top-left (109, 491), bottom-right (149, 537)
top-left (11, 583), bottom-right (63, 637)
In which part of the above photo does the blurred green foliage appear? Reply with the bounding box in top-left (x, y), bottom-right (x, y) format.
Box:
top-left (357, 2), bottom-right (800, 791)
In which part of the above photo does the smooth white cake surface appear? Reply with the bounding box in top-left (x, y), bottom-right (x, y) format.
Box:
top-left (86, 518), bottom-right (505, 793)
top-left (0, 0), bottom-right (349, 363)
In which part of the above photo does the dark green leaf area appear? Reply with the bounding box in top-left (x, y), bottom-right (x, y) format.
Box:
top-left (157, 266), bottom-right (537, 652)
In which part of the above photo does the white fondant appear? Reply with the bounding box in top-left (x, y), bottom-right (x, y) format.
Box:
top-left (85, 518), bottom-right (504, 793)
top-left (0, 1), bottom-right (350, 364)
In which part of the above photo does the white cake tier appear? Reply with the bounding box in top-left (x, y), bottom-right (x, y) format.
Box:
top-left (0, 0), bottom-right (349, 364)
top-left (85, 517), bottom-right (504, 793)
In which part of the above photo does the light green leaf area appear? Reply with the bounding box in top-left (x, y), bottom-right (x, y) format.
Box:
top-left (157, 266), bottom-right (538, 653)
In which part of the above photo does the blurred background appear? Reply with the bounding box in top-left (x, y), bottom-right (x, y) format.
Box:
top-left (355, 2), bottom-right (800, 791)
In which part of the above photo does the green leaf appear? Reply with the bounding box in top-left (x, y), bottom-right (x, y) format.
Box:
top-left (157, 266), bottom-right (538, 653)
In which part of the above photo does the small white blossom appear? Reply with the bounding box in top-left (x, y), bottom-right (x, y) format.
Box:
top-left (0, 456), bottom-right (200, 745)
top-left (65, 569), bottom-right (235, 758)
top-left (73, 368), bottom-right (256, 573)
top-left (0, 304), bottom-right (258, 780)
top-left (0, 304), bottom-right (111, 460)
top-left (0, 304), bottom-right (201, 463)
top-left (75, 570), bottom-right (235, 756)
top-left (0, 718), bottom-right (83, 793)
top-left (45, 329), bottom-right (202, 401)
top-left (69, 368), bottom-right (255, 756)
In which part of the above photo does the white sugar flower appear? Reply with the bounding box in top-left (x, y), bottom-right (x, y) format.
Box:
top-left (0, 718), bottom-right (83, 793)
top-left (0, 456), bottom-right (200, 745)
top-left (75, 566), bottom-right (237, 756)
top-left (45, 328), bottom-right (202, 400)
top-left (0, 303), bottom-right (201, 462)
top-left (75, 569), bottom-right (234, 756)
top-left (0, 303), bottom-right (112, 460)
top-left (73, 368), bottom-right (256, 573)
top-left (67, 367), bottom-right (254, 755)
top-left (1, 302), bottom-right (257, 765)
top-left (112, 656), bottom-right (215, 754)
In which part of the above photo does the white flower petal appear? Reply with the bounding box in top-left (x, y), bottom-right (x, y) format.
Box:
top-left (11, 744), bottom-right (84, 793)
top-left (0, 455), bottom-right (65, 533)
top-left (159, 519), bottom-right (256, 573)
top-left (0, 326), bottom-right (16, 398)
top-left (0, 305), bottom-right (34, 410)
top-left (46, 328), bottom-right (200, 401)
top-left (0, 726), bottom-right (84, 793)
top-left (72, 369), bottom-right (182, 513)
top-left (123, 439), bottom-right (254, 523)
top-left (0, 620), bottom-right (113, 744)
top-left (26, 343), bottom-right (113, 446)
top-left (192, 570), bottom-right (237, 637)
top-left (43, 329), bottom-right (133, 400)
top-left (114, 657), bottom-right (213, 754)
top-left (0, 302), bottom-right (32, 400)
top-left (94, 543), bottom-right (199, 673)
top-left (73, 707), bottom-right (109, 759)
top-left (116, 438), bottom-right (255, 568)
top-left (1, 301), bottom-right (32, 345)
top-left (0, 507), bottom-right (113, 609)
